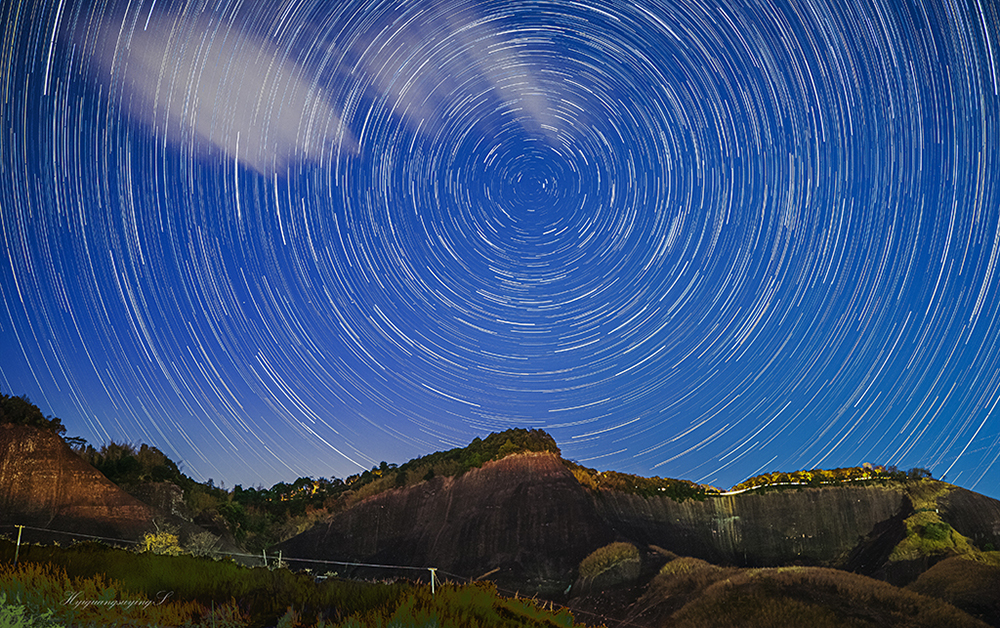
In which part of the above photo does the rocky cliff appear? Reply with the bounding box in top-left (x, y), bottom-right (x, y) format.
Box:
top-left (278, 450), bottom-right (999, 597)
top-left (593, 484), bottom-right (911, 566)
top-left (941, 487), bottom-right (1000, 550)
top-left (0, 424), bottom-right (159, 542)
top-left (0, 424), bottom-right (235, 552)
top-left (278, 452), bottom-right (615, 592)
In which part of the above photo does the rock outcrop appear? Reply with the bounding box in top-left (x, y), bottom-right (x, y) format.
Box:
top-left (593, 484), bottom-right (911, 566)
top-left (940, 487), bottom-right (1000, 550)
top-left (124, 481), bottom-right (193, 522)
top-left (278, 450), bottom-right (998, 597)
top-left (0, 424), bottom-right (158, 542)
top-left (279, 452), bottom-right (615, 592)
top-left (0, 424), bottom-right (232, 553)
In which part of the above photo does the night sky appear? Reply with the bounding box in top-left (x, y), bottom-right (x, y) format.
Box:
top-left (2, 0), bottom-right (998, 498)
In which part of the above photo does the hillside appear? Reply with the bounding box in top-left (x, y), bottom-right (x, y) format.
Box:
top-left (276, 450), bottom-right (989, 580)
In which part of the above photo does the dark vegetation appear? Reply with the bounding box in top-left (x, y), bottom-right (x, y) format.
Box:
top-left (564, 459), bottom-right (711, 501)
top-left (0, 393), bottom-right (66, 436)
top-left (0, 539), bottom-right (587, 628)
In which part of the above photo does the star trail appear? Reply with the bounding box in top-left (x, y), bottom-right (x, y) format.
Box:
top-left (1, 0), bottom-right (998, 497)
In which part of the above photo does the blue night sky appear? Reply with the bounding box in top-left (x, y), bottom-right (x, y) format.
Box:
top-left (2, 0), bottom-right (998, 498)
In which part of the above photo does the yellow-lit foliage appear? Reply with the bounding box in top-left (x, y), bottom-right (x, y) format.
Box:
top-left (140, 530), bottom-right (182, 556)
top-left (729, 466), bottom-right (894, 493)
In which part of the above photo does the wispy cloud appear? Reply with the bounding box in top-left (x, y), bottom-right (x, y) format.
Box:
top-left (85, 7), bottom-right (356, 174)
top-left (80, 2), bottom-right (556, 175)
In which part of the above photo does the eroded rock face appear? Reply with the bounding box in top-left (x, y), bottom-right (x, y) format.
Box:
top-left (280, 453), bottom-right (929, 593)
top-left (279, 452), bottom-right (615, 590)
top-left (940, 488), bottom-right (1000, 550)
top-left (125, 482), bottom-right (192, 522)
top-left (594, 485), bottom-right (911, 567)
top-left (0, 424), bottom-right (157, 542)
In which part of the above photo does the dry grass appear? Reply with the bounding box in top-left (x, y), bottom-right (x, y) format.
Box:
top-left (665, 566), bottom-right (989, 628)
top-left (906, 553), bottom-right (1000, 625)
top-left (633, 557), bottom-right (989, 628)
top-left (578, 542), bottom-right (640, 579)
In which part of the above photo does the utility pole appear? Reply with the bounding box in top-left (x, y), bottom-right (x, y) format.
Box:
top-left (13, 525), bottom-right (24, 566)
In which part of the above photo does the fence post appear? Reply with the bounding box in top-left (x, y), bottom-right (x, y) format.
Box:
top-left (14, 525), bottom-right (24, 566)
top-left (428, 567), bottom-right (437, 595)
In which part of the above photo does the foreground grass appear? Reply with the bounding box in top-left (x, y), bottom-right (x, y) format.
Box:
top-left (0, 540), bottom-right (590, 627)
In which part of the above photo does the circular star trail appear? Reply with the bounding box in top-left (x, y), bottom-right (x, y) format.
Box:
top-left (1, 0), bottom-right (998, 495)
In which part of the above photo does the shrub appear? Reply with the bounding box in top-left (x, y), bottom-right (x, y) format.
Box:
top-left (186, 531), bottom-right (222, 557)
top-left (140, 527), bottom-right (182, 556)
top-left (578, 542), bottom-right (640, 579)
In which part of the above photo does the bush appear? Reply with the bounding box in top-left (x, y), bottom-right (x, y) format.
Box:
top-left (139, 524), bottom-right (182, 556)
top-left (578, 542), bottom-right (640, 580)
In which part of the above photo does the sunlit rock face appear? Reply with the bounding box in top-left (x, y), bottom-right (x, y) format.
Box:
top-left (278, 452), bottom-right (616, 591)
top-left (0, 424), bottom-right (157, 541)
top-left (593, 486), bottom-right (911, 567)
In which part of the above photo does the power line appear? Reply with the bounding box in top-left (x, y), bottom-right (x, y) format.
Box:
top-left (4, 524), bottom-right (649, 627)
top-left (6, 524), bottom-right (139, 546)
